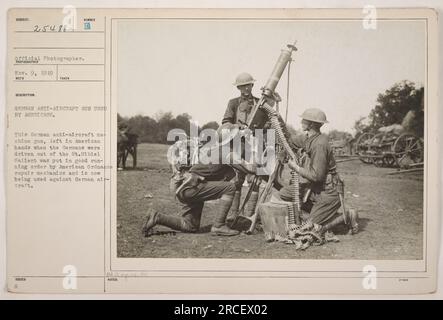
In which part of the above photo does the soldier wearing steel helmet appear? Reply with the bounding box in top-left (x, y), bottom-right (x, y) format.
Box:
top-left (222, 72), bottom-right (260, 129)
top-left (142, 130), bottom-right (258, 237)
top-left (221, 73), bottom-right (261, 223)
top-left (279, 108), bottom-right (359, 235)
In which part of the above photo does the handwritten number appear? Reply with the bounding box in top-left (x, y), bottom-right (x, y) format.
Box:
top-left (33, 24), bottom-right (67, 32)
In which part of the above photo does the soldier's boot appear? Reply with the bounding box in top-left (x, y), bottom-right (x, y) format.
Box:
top-left (321, 215), bottom-right (344, 234)
top-left (320, 208), bottom-right (359, 235)
top-left (142, 209), bottom-right (185, 237)
top-left (244, 191), bottom-right (259, 217)
top-left (211, 195), bottom-right (240, 236)
top-left (226, 191), bottom-right (241, 225)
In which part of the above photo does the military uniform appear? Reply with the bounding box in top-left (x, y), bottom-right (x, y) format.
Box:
top-left (222, 95), bottom-right (259, 127)
top-left (143, 163), bottom-right (242, 236)
top-left (266, 108), bottom-right (358, 236)
top-left (280, 132), bottom-right (341, 225)
top-left (221, 94), bottom-right (261, 221)
top-left (175, 164), bottom-right (238, 232)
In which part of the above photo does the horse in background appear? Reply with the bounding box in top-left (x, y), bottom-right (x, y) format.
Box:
top-left (117, 129), bottom-right (138, 169)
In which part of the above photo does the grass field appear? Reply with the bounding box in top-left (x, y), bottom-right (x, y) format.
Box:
top-left (117, 143), bottom-right (423, 259)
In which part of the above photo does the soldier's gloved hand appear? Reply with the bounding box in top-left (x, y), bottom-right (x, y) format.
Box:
top-left (288, 159), bottom-right (301, 173)
top-left (232, 123), bottom-right (247, 130)
top-left (249, 162), bottom-right (258, 174)
top-left (263, 120), bottom-right (272, 130)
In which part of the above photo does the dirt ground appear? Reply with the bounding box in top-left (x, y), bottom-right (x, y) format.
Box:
top-left (117, 143), bottom-right (423, 260)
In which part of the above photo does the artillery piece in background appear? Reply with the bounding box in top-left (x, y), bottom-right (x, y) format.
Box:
top-left (355, 124), bottom-right (423, 168)
top-left (329, 138), bottom-right (355, 157)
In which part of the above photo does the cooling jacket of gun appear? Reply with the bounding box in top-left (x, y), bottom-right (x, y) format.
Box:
top-left (247, 42), bottom-right (297, 129)
top-left (262, 44), bottom-right (297, 96)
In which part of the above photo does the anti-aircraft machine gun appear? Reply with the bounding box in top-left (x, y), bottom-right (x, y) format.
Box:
top-left (231, 41), bottom-right (302, 234)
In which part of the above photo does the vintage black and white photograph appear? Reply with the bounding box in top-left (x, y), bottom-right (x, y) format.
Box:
top-left (116, 16), bottom-right (425, 260)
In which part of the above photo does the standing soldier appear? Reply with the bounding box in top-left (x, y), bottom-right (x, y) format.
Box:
top-left (222, 73), bottom-right (261, 223)
top-left (222, 72), bottom-right (260, 128)
top-left (280, 108), bottom-right (359, 236)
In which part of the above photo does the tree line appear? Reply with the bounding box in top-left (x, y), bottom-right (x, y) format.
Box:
top-left (354, 80), bottom-right (424, 137)
top-left (327, 80), bottom-right (424, 142)
top-left (118, 112), bottom-right (219, 144)
top-left (119, 80), bottom-right (424, 144)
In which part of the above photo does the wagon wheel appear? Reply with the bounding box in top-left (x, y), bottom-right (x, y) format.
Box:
top-left (373, 157), bottom-right (384, 167)
top-left (370, 132), bottom-right (386, 146)
top-left (382, 154), bottom-right (397, 167)
top-left (355, 132), bottom-right (375, 164)
top-left (392, 133), bottom-right (424, 168)
top-left (369, 132), bottom-right (386, 164)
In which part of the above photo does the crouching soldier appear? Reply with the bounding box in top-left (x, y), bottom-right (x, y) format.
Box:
top-left (142, 130), bottom-right (257, 237)
top-left (278, 108), bottom-right (359, 237)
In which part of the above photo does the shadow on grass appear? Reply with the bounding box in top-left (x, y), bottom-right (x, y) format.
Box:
top-left (331, 217), bottom-right (370, 235)
top-left (198, 225), bottom-right (213, 233)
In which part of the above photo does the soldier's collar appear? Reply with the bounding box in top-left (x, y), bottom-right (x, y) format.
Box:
top-left (239, 95), bottom-right (254, 101)
top-left (306, 131), bottom-right (321, 141)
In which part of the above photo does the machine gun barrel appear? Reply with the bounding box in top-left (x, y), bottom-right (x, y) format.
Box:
top-left (247, 41), bottom-right (298, 129)
top-left (263, 43), bottom-right (297, 96)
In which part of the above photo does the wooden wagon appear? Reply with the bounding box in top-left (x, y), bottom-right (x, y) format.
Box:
top-left (355, 125), bottom-right (423, 168)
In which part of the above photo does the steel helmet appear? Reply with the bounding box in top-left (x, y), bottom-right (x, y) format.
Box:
top-left (300, 108), bottom-right (328, 124)
top-left (233, 72), bottom-right (256, 87)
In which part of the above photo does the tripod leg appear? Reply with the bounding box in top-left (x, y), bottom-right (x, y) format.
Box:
top-left (230, 176), bottom-right (258, 230)
top-left (238, 176), bottom-right (258, 215)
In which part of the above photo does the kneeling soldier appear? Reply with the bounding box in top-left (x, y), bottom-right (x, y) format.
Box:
top-left (279, 108), bottom-right (358, 236)
top-left (143, 163), bottom-right (242, 236)
top-left (143, 130), bottom-right (257, 237)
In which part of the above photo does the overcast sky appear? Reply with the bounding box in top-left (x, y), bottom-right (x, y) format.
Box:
top-left (117, 19), bottom-right (425, 133)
